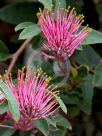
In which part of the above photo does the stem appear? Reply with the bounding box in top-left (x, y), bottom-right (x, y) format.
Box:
top-left (4, 37), bottom-right (33, 78)
top-left (0, 124), bottom-right (15, 129)
top-left (57, 59), bottom-right (71, 77)
top-left (56, 59), bottom-right (71, 88)
top-left (57, 60), bottom-right (66, 76)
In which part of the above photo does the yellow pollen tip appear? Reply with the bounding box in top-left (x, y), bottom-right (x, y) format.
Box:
top-left (86, 24), bottom-right (89, 27)
top-left (18, 78), bottom-right (20, 80)
top-left (88, 28), bottom-right (92, 32)
top-left (18, 69), bottom-right (21, 73)
top-left (44, 6), bottom-right (49, 11)
top-left (72, 7), bottom-right (75, 12)
top-left (22, 66), bottom-right (25, 71)
top-left (81, 15), bottom-right (84, 19)
top-left (39, 8), bottom-right (42, 12)
top-left (5, 70), bottom-right (7, 73)
top-left (37, 12), bottom-right (41, 16)
top-left (0, 75), bottom-right (2, 80)
top-left (68, 6), bottom-right (71, 9)
top-left (49, 77), bottom-right (51, 80)
top-left (73, 12), bottom-right (76, 16)
top-left (45, 79), bottom-right (50, 82)
top-left (54, 90), bottom-right (60, 95)
top-left (65, 9), bottom-right (67, 12)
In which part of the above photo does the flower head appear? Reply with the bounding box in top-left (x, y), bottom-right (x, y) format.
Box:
top-left (37, 5), bottom-right (91, 60)
top-left (4, 68), bottom-right (59, 130)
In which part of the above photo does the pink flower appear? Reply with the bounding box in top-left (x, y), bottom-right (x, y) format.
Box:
top-left (4, 68), bottom-right (59, 131)
top-left (37, 6), bottom-right (91, 60)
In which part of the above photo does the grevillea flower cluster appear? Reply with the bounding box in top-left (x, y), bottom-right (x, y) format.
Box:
top-left (3, 68), bottom-right (59, 131)
top-left (37, 5), bottom-right (91, 60)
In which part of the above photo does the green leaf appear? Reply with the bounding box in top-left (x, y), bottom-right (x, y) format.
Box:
top-left (0, 100), bottom-right (8, 114)
top-left (48, 127), bottom-right (66, 136)
top-left (45, 116), bottom-right (56, 127)
top-left (96, 4), bottom-right (102, 16)
top-left (32, 36), bottom-right (44, 50)
top-left (0, 41), bottom-right (9, 53)
top-left (41, 61), bottom-right (55, 76)
top-left (66, 0), bottom-right (83, 13)
top-left (38, 0), bottom-right (52, 9)
top-left (53, 0), bottom-right (66, 9)
top-left (0, 2), bottom-right (43, 25)
top-left (55, 96), bottom-right (67, 114)
top-left (93, 63), bottom-right (102, 87)
top-left (84, 74), bottom-right (93, 82)
top-left (54, 114), bottom-right (72, 130)
top-left (0, 30), bottom-right (5, 42)
top-left (0, 80), bottom-right (20, 122)
top-left (74, 46), bottom-right (101, 68)
top-left (61, 94), bottom-right (79, 105)
top-left (19, 24), bottom-right (41, 39)
top-left (79, 75), bottom-right (94, 115)
top-left (0, 40), bottom-right (9, 61)
top-left (53, 0), bottom-right (66, 18)
top-left (76, 44), bottom-right (83, 50)
top-left (81, 29), bottom-right (102, 45)
top-left (32, 51), bottom-right (43, 69)
top-left (67, 106), bottom-right (80, 117)
top-left (33, 118), bottom-right (49, 136)
top-left (0, 127), bottom-right (16, 136)
top-left (15, 22), bottom-right (34, 32)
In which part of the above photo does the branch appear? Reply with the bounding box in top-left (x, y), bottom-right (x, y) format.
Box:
top-left (57, 60), bottom-right (66, 75)
top-left (4, 37), bottom-right (33, 78)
